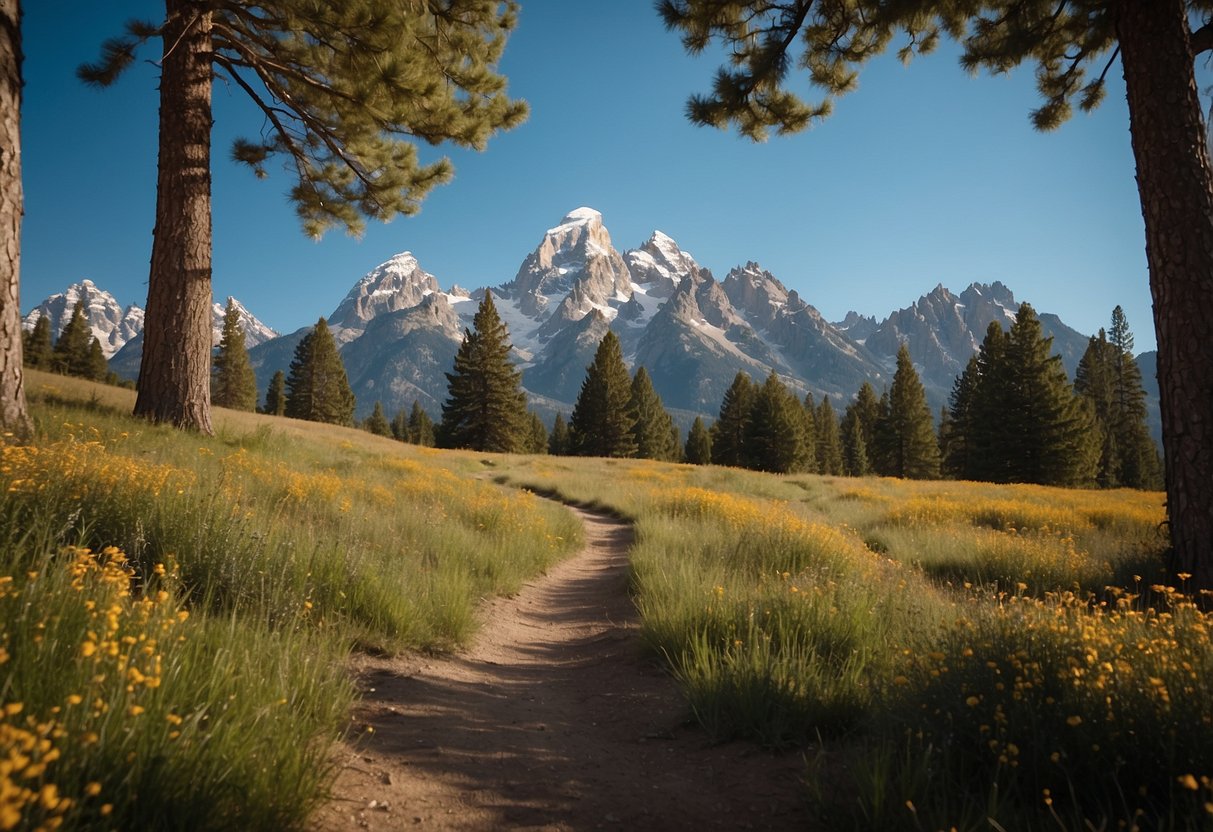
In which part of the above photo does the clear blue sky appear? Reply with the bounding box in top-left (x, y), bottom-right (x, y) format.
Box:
top-left (22, 1), bottom-right (1165, 350)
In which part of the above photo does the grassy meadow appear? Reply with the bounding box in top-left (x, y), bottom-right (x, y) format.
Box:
top-left (491, 456), bottom-right (1210, 831)
top-left (0, 371), bottom-right (581, 830)
top-left (3, 373), bottom-right (1207, 830)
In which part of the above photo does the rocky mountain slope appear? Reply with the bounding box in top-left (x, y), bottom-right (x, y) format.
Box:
top-left (28, 208), bottom-right (1141, 434)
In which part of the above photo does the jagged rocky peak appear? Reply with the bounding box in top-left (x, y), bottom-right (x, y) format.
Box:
top-left (328, 251), bottom-right (442, 338)
top-left (508, 207), bottom-right (632, 318)
top-left (721, 261), bottom-right (790, 326)
top-left (212, 296), bottom-right (278, 347)
top-left (23, 278), bottom-right (144, 358)
top-left (625, 230), bottom-right (702, 299)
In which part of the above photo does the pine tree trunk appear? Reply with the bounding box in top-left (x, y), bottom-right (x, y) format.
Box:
top-left (1118, 0), bottom-right (1213, 589)
top-left (133, 0), bottom-right (214, 433)
top-left (0, 0), bottom-right (28, 439)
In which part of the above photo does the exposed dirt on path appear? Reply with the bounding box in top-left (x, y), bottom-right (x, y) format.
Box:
top-left (312, 506), bottom-right (809, 831)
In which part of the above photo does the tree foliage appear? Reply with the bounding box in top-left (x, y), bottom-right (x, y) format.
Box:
top-left (570, 331), bottom-right (637, 458)
top-left (438, 291), bottom-right (527, 452)
top-left (82, 1), bottom-right (527, 433)
top-left (263, 369), bottom-right (286, 416)
top-left (548, 412), bottom-right (570, 456)
top-left (815, 396), bottom-right (844, 475)
top-left (875, 344), bottom-right (940, 479)
top-left (407, 400), bottom-right (436, 447)
top-left (629, 366), bottom-right (680, 461)
top-left (744, 372), bottom-right (811, 474)
top-left (212, 298), bottom-right (257, 411)
top-left (52, 301), bottom-right (96, 379)
top-left (364, 400), bottom-right (391, 437)
top-left (685, 415), bottom-right (713, 464)
top-left (711, 371), bottom-right (755, 467)
top-left (23, 317), bottom-right (52, 370)
top-left (284, 318), bottom-right (355, 425)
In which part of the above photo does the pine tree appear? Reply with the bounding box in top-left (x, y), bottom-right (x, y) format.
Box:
top-left (629, 366), bottom-right (679, 461)
top-left (658, 0), bottom-right (1213, 584)
top-left (744, 372), bottom-right (811, 474)
top-left (685, 415), bottom-right (712, 464)
top-left (815, 396), bottom-right (844, 475)
top-left (800, 392), bottom-right (819, 474)
top-left (524, 412), bottom-right (549, 455)
top-left (284, 318), bottom-right (355, 426)
top-left (391, 408), bottom-right (409, 442)
top-left (877, 344), bottom-right (940, 480)
top-left (364, 401), bottom-right (391, 437)
top-left (0, 0), bottom-right (28, 438)
top-left (549, 412), bottom-right (571, 456)
top-left (52, 301), bottom-right (95, 379)
top-left (212, 298), bottom-right (257, 411)
top-left (942, 355), bottom-right (981, 479)
top-left (86, 338), bottom-right (108, 382)
top-left (710, 372), bottom-right (754, 467)
top-left (1075, 330), bottom-right (1119, 487)
top-left (23, 317), bottom-right (52, 370)
top-left (439, 291), bottom-right (528, 452)
top-left (82, 4), bottom-right (526, 434)
top-left (263, 370), bottom-right (286, 416)
top-left (840, 408), bottom-right (871, 476)
top-left (570, 331), bottom-right (637, 458)
top-left (408, 401), bottom-right (436, 447)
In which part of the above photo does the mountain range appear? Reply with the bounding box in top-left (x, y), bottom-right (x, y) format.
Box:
top-left (23, 207), bottom-right (1158, 439)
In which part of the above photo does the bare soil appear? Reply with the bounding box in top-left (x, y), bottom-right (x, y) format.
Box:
top-left (312, 506), bottom-right (809, 831)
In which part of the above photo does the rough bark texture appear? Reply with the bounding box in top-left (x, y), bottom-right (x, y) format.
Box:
top-left (0, 0), bottom-right (28, 440)
top-left (1118, 0), bottom-right (1213, 589)
top-left (133, 0), bottom-right (214, 433)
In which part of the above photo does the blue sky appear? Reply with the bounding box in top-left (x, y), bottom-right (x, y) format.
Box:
top-left (22, 1), bottom-right (1162, 350)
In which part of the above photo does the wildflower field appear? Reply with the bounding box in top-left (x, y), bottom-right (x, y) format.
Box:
top-left (0, 372), bottom-right (580, 830)
top-left (494, 456), bottom-right (1210, 831)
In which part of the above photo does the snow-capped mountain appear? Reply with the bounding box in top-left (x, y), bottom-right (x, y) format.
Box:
top-left (23, 279), bottom-right (143, 358)
top-left (32, 208), bottom-right (1129, 428)
top-left (214, 297), bottom-right (279, 348)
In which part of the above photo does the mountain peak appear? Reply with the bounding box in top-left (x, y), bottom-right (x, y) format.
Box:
top-left (557, 206), bottom-right (602, 226)
top-left (328, 251), bottom-right (442, 340)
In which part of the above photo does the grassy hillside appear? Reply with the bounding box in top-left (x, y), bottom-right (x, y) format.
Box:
top-left (0, 371), bottom-right (581, 830)
top-left (491, 456), bottom-right (1210, 830)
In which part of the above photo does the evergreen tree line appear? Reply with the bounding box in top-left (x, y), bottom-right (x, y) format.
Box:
top-left (23, 300), bottom-right (120, 386)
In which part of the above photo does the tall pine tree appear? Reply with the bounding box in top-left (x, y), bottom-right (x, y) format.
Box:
top-left (685, 415), bottom-right (712, 465)
top-left (439, 291), bottom-right (527, 452)
top-left (629, 366), bottom-right (680, 461)
top-left (263, 370), bottom-right (286, 416)
top-left (710, 372), bottom-right (754, 467)
top-left (23, 317), bottom-right (52, 370)
top-left (82, 3), bottom-right (527, 434)
top-left (212, 298), bottom-right (257, 411)
top-left (570, 331), bottom-right (637, 458)
top-left (875, 344), bottom-right (940, 480)
top-left (744, 372), bottom-right (811, 474)
top-left (548, 412), bottom-right (570, 456)
top-left (408, 401), bottom-right (436, 447)
top-left (284, 318), bottom-right (355, 426)
top-left (364, 401), bottom-right (391, 437)
top-left (524, 412), bottom-right (549, 455)
top-left (816, 396), bottom-right (844, 475)
top-left (52, 300), bottom-right (94, 378)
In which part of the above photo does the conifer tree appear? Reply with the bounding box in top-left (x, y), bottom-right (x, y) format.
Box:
top-left (816, 396), bottom-right (844, 476)
top-left (711, 372), bottom-right (755, 467)
top-left (876, 344), bottom-right (940, 480)
top-left (439, 291), bottom-right (527, 453)
top-left (408, 401), bottom-right (436, 447)
top-left (23, 317), bottom-right (52, 370)
top-left (391, 408), bottom-right (409, 442)
top-left (52, 301), bottom-right (95, 379)
top-left (800, 392), bottom-right (819, 474)
top-left (212, 298), bottom-right (257, 411)
top-left (284, 318), bottom-right (355, 426)
top-left (745, 372), bottom-right (811, 474)
top-left (840, 409), bottom-right (871, 477)
top-left (942, 355), bottom-right (981, 479)
top-left (364, 401), bottom-right (391, 437)
top-left (685, 415), bottom-right (712, 465)
top-left (629, 366), bottom-right (679, 461)
top-left (524, 412), bottom-right (549, 455)
top-left (548, 412), bottom-right (571, 456)
top-left (0, 0), bottom-right (28, 438)
top-left (263, 370), bottom-right (286, 416)
top-left (86, 338), bottom-right (108, 382)
top-left (82, 3), bottom-right (527, 434)
top-left (570, 331), bottom-right (637, 458)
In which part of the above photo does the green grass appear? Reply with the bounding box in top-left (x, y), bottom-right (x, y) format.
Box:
top-left (0, 372), bottom-right (582, 829)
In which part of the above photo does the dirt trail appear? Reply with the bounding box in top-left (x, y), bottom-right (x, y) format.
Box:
top-left (312, 506), bottom-right (808, 831)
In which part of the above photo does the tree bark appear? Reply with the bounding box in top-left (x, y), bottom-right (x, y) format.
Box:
top-left (133, 0), bottom-right (214, 433)
top-left (1117, 0), bottom-right (1213, 589)
top-left (0, 0), bottom-right (28, 440)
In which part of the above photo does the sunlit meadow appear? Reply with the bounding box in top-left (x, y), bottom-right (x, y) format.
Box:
top-left (0, 372), bottom-right (580, 830)
top-left (493, 454), bottom-right (1208, 830)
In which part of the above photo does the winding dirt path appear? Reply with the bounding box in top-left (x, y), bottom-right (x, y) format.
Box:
top-left (312, 506), bottom-right (808, 831)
